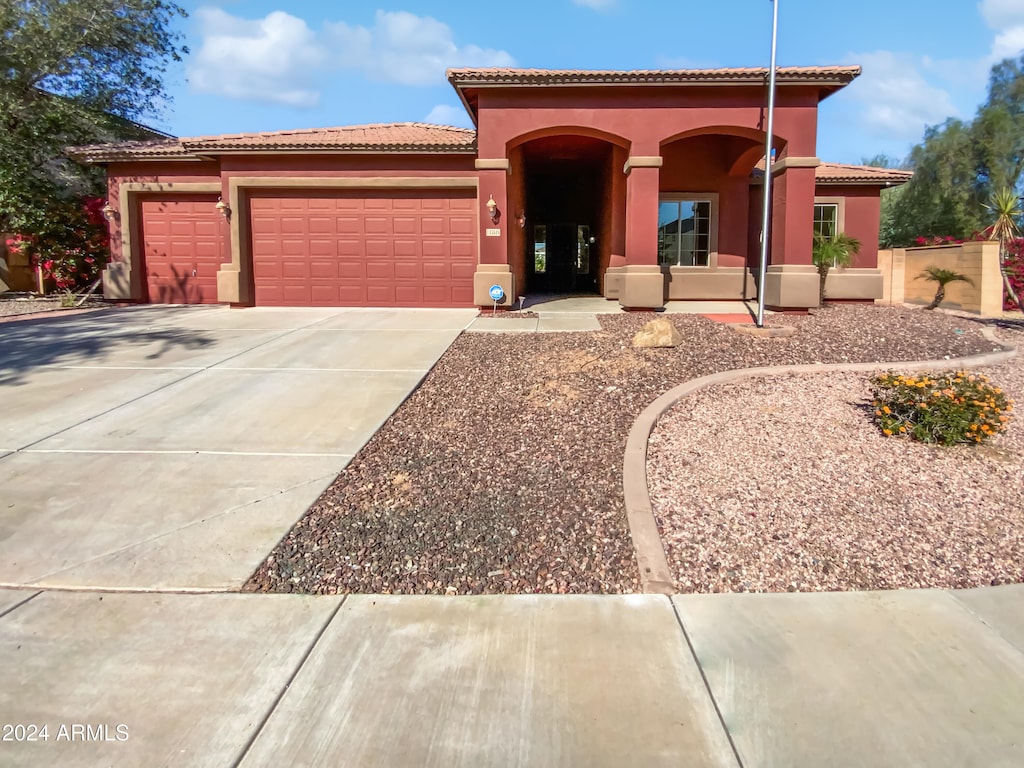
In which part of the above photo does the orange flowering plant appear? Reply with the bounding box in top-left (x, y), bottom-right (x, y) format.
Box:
top-left (870, 370), bottom-right (1014, 446)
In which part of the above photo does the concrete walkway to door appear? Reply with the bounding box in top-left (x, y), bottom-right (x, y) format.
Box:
top-left (0, 305), bottom-right (475, 591)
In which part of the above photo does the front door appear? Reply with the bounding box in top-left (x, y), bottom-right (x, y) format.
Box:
top-left (530, 223), bottom-right (594, 293)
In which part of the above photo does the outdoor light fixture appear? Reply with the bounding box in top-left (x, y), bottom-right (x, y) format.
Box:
top-left (516, 210), bottom-right (526, 228)
top-left (101, 202), bottom-right (116, 221)
top-left (485, 195), bottom-right (500, 224)
top-left (215, 197), bottom-right (231, 219)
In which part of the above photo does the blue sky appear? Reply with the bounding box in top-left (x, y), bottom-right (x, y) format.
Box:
top-left (157, 0), bottom-right (1024, 164)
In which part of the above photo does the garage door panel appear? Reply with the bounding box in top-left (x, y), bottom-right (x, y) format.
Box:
top-left (141, 195), bottom-right (222, 305)
top-left (366, 262), bottom-right (395, 280)
top-left (364, 217), bottom-right (390, 235)
top-left (422, 262), bottom-right (450, 280)
top-left (281, 260), bottom-right (310, 279)
top-left (250, 189), bottom-right (476, 307)
top-left (308, 239), bottom-right (336, 257)
top-left (338, 262), bottom-right (366, 279)
top-left (365, 240), bottom-right (390, 258)
top-left (367, 285), bottom-right (395, 304)
top-left (421, 217), bottom-right (446, 235)
top-left (394, 262), bottom-right (420, 280)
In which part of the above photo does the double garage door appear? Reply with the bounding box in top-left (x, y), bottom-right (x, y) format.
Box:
top-left (249, 189), bottom-right (477, 307)
top-left (139, 188), bottom-right (477, 307)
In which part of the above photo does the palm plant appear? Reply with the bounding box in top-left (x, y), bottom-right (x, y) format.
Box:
top-left (985, 187), bottom-right (1024, 314)
top-left (811, 232), bottom-right (861, 305)
top-left (916, 265), bottom-right (973, 310)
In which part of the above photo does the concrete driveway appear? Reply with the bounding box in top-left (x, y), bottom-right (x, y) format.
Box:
top-left (0, 305), bottom-right (474, 591)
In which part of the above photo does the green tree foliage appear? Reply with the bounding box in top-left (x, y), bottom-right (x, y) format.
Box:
top-left (0, 0), bottom-right (187, 236)
top-left (811, 231), bottom-right (861, 304)
top-left (885, 54), bottom-right (1024, 247)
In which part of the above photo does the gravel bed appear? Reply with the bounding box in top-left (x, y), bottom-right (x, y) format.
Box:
top-left (649, 321), bottom-right (1024, 593)
top-left (0, 293), bottom-right (106, 317)
top-left (245, 305), bottom-right (1010, 596)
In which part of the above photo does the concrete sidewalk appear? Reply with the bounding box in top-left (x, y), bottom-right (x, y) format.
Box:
top-left (2, 586), bottom-right (1022, 767)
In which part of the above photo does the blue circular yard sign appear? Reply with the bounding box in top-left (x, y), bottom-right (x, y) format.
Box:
top-left (489, 284), bottom-right (505, 302)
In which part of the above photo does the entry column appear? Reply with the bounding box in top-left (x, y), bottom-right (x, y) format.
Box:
top-left (473, 160), bottom-right (514, 307)
top-left (764, 157), bottom-right (819, 309)
top-left (620, 155), bottom-right (664, 309)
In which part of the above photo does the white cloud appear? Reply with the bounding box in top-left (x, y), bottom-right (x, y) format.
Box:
top-left (845, 51), bottom-right (960, 139)
top-left (980, 0), bottom-right (1024, 62)
top-left (572, 0), bottom-right (617, 10)
top-left (423, 104), bottom-right (473, 127)
top-left (326, 11), bottom-right (515, 86)
top-left (188, 8), bottom-right (327, 107)
top-left (980, 0), bottom-right (1024, 28)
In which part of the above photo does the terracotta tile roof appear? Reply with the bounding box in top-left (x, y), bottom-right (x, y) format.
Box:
top-left (448, 66), bottom-right (862, 87)
top-left (814, 162), bottom-right (913, 185)
top-left (70, 123), bottom-right (477, 161)
top-left (752, 159), bottom-right (913, 186)
top-left (182, 123), bottom-right (476, 152)
top-left (67, 137), bottom-right (190, 163)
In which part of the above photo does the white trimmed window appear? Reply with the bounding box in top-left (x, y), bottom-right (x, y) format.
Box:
top-left (658, 199), bottom-right (712, 267)
top-left (813, 203), bottom-right (839, 238)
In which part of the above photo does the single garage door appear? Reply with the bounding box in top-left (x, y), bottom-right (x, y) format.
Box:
top-left (140, 194), bottom-right (224, 304)
top-left (249, 189), bottom-right (477, 307)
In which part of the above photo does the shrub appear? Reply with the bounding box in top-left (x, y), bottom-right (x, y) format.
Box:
top-left (871, 371), bottom-right (1014, 446)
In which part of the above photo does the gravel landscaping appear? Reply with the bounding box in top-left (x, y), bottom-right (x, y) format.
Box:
top-left (0, 292), bottom-right (106, 318)
top-left (649, 320), bottom-right (1024, 594)
top-left (246, 304), bottom-right (1017, 596)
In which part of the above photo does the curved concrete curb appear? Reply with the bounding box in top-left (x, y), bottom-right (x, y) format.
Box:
top-left (623, 328), bottom-right (1019, 595)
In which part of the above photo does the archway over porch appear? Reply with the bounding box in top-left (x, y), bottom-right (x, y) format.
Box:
top-left (507, 131), bottom-right (628, 298)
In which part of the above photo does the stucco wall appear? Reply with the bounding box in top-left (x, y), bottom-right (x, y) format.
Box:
top-left (878, 242), bottom-right (1004, 316)
top-left (816, 185), bottom-right (882, 269)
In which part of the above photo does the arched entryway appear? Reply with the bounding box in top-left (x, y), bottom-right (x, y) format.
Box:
top-left (509, 131), bottom-right (627, 297)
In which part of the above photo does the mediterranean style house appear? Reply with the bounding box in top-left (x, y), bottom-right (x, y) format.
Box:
top-left (72, 66), bottom-right (911, 310)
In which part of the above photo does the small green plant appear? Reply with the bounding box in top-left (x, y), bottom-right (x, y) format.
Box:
top-left (871, 370), bottom-right (1014, 446)
top-left (811, 232), bottom-right (861, 304)
top-left (916, 265), bottom-right (973, 310)
top-left (59, 289), bottom-right (77, 308)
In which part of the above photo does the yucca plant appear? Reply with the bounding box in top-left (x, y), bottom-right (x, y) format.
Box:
top-left (985, 187), bottom-right (1024, 314)
top-left (916, 265), bottom-right (973, 310)
top-left (811, 232), bottom-right (861, 305)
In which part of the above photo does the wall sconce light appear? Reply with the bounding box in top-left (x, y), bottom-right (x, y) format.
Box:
top-left (516, 210), bottom-right (526, 229)
top-left (215, 197), bottom-right (231, 219)
top-left (101, 202), bottom-right (116, 222)
top-left (485, 195), bottom-right (500, 225)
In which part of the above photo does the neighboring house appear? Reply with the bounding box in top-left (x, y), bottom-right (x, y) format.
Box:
top-left (70, 66), bottom-right (911, 310)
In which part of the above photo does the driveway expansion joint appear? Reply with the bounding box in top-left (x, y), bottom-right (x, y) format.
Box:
top-left (229, 595), bottom-right (347, 768)
top-left (622, 327), bottom-right (1019, 594)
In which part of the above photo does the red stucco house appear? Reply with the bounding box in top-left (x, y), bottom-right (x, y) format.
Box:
top-left (72, 66), bottom-right (911, 310)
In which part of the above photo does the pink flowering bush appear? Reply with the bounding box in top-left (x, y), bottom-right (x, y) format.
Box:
top-left (5, 197), bottom-right (109, 292)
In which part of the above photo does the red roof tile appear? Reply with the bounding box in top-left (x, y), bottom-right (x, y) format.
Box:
top-left (182, 123), bottom-right (476, 152)
top-left (448, 66), bottom-right (862, 87)
top-left (70, 123), bottom-right (476, 161)
top-left (814, 162), bottom-right (913, 185)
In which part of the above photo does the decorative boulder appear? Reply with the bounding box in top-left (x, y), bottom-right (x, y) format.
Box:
top-left (632, 317), bottom-right (682, 348)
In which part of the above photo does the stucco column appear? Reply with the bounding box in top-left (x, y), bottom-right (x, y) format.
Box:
top-left (620, 156), bottom-right (664, 309)
top-left (764, 160), bottom-right (819, 309)
top-left (473, 161), bottom-right (514, 306)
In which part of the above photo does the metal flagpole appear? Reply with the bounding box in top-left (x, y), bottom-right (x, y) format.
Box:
top-left (756, 0), bottom-right (780, 328)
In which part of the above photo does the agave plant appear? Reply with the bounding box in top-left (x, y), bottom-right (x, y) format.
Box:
top-left (916, 265), bottom-right (973, 310)
top-left (811, 232), bottom-right (861, 305)
top-left (985, 187), bottom-right (1024, 314)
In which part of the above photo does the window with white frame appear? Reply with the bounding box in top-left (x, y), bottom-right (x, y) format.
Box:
top-left (813, 203), bottom-right (838, 238)
top-left (658, 199), bottom-right (712, 267)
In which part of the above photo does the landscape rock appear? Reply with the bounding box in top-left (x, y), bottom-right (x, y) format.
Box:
top-left (632, 317), bottom-right (683, 348)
